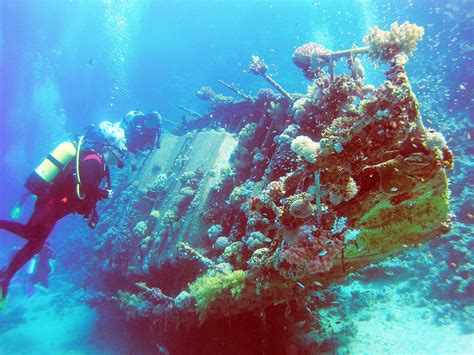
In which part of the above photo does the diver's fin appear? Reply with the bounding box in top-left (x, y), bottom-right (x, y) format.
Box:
top-left (0, 283), bottom-right (8, 312)
top-left (10, 192), bottom-right (30, 220)
top-left (0, 294), bottom-right (8, 312)
top-left (10, 203), bottom-right (23, 220)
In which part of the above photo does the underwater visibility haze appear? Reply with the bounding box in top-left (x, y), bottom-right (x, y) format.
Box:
top-left (0, 0), bottom-right (473, 353)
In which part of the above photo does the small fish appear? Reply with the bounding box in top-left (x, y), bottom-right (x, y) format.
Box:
top-left (318, 250), bottom-right (327, 256)
top-left (468, 133), bottom-right (472, 140)
top-left (296, 282), bottom-right (305, 289)
top-left (264, 238), bottom-right (272, 243)
top-left (384, 271), bottom-right (395, 276)
top-left (313, 281), bottom-right (323, 287)
top-left (460, 84), bottom-right (466, 90)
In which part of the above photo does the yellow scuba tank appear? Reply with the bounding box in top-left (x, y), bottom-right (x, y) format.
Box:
top-left (25, 141), bottom-right (77, 196)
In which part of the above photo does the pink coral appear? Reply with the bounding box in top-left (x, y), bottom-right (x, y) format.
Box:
top-left (292, 42), bottom-right (332, 79)
top-left (277, 224), bottom-right (344, 279)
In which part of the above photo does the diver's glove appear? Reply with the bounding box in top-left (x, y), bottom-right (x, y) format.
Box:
top-left (98, 189), bottom-right (112, 200)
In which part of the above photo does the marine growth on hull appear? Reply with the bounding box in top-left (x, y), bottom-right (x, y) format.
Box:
top-left (86, 22), bottom-right (454, 348)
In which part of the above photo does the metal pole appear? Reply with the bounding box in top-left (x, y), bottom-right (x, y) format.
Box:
top-left (314, 170), bottom-right (322, 227)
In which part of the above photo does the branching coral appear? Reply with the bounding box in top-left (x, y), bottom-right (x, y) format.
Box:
top-left (188, 269), bottom-right (247, 321)
top-left (197, 86), bottom-right (234, 106)
top-left (248, 55), bottom-right (294, 102)
top-left (293, 74), bottom-right (361, 137)
top-left (248, 55), bottom-right (267, 75)
top-left (176, 242), bottom-right (214, 268)
top-left (364, 21), bottom-right (424, 63)
top-left (217, 241), bottom-right (245, 268)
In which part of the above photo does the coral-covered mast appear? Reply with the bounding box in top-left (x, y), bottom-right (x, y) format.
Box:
top-left (248, 55), bottom-right (295, 103)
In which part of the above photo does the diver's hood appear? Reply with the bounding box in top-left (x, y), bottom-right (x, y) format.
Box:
top-left (124, 110), bottom-right (144, 126)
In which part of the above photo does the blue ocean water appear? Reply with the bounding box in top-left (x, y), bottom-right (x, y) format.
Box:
top-left (1, 0), bottom-right (470, 201)
top-left (0, 0), bottom-right (472, 353)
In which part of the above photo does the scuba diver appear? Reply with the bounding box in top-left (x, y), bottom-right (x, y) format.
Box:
top-left (5, 242), bottom-right (56, 297)
top-left (27, 242), bottom-right (56, 295)
top-left (123, 110), bottom-right (162, 153)
top-left (0, 135), bottom-right (124, 308)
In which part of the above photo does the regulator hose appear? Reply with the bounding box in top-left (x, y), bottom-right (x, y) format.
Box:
top-left (76, 136), bottom-right (86, 200)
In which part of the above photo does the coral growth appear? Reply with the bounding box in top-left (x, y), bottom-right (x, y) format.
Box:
top-left (243, 231), bottom-right (269, 251)
top-left (292, 42), bottom-right (332, 79)
top-left (277, 224), bottom-right (345, 279)
top-left (188, 269), bottom-right (247, 321)
top-left (364, 21), bottom-right (424, 63)
top-left (290, 136), bottom-right (320, 164)
top-left (249, 55), bottom-right (268, 76)
top-left (197, 86), bottom-right (234, 106)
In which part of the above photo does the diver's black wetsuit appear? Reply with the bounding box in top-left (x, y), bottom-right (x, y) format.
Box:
top-left (0, 149), bottom-right (109, 298)
top-left (125, 112), bottom-right (162, 153)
